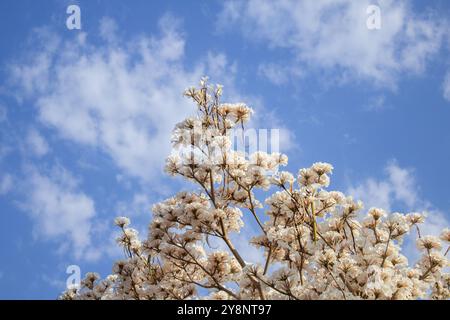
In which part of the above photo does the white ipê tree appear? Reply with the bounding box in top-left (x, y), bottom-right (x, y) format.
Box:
top-left (61, 78), bottom-right (449, 300)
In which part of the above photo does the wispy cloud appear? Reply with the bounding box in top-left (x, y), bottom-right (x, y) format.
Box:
top-left (258, 62), bottom-right (303, 86)
top-left (115, 193), bottom-right (153, 217)
top-left (26, 128), bottom-right (50, 157)
top-left (0, 173), bottom-right (13, 195)
top-left (347, 160), bottom-right (419, 212)
top-left (364, 95), bottom-right (388, 111)
top-left (443, 71), bottom-right (450, 102)
top-left (21, 165), bottom-right (96, 260)
top-left (10, 15), bottom-right (202, 182)
top-left (219, 0), bottom-right (447, 88)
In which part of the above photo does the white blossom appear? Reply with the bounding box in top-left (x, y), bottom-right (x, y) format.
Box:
top-left (60, 78), bottom-right (449, 301)
top-left (114, 216), bottom-right (131, 228)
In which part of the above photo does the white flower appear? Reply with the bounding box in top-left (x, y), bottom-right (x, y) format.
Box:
top-left (298, 168), bottom-right (318, 187)
top-left (114, 216), bottom-right (130, 228)
top-left (407, 212), bottom-right (425, 225)
top-left (368, 208), bottom-right (386, 220)
top-left (311, 162), bottom-right (333, 175)
top-left (416, 236), bottom-right (442, 251)
top-left (440, 228), bottom-right (450, 242)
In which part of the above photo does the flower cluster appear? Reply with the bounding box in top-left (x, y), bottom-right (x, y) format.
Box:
top-left (61, 78), bottom-right (449, 300)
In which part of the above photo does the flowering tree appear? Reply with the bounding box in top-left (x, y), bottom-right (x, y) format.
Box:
top-left (61, 79), bottom-right (449, 300)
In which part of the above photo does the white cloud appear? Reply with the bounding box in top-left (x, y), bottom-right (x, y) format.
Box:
top-left (219, 0), bottom-right (447, 88)
top-left (443, 71), bottom-right (450, 102)
top-left (258, 63), bottom-right (286, 85)
top-left (364, 95), bottom-right (387, 111)
top-left (348, 160), bottom-right (418, 212)
top-left (419, 209), bottom-right (449, 237)
top-left (99, 17), bottom-right (118, 44)
top-left (22, 166), bottom-right (96, 260)
top-left (348, 178), bottom-right (392, 212)
top-left (257, 62), bottom-right (302, 86)
top-left (26, 128), bottom-right (49, 157)
top-left (116, 193), bottom-right (152, 217)
top-left (385, 161), bottom-right (418, 208)
top-left (11, 17), bottom-right (203, 182)
top-left (206, 52), bottom-right (237, 81)
top-left (0, 174), bottom-right (13, 195)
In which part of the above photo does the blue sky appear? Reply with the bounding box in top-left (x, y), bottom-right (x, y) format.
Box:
top-left (0, 0), bottom-right (449, 299)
